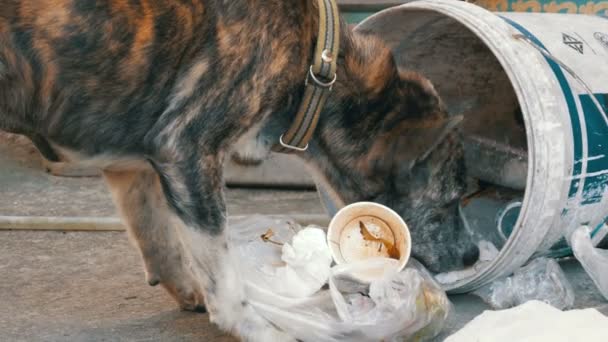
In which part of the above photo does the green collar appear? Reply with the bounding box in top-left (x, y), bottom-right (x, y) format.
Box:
top-left (273, 0), bottom-right (341, 153)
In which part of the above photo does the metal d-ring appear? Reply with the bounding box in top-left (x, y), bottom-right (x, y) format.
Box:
top-left (279, 134), bottom-right (309, 152)
top-left (306, 65), bottom-right (337, 90)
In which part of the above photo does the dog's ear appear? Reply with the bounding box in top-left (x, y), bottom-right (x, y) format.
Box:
top-left (368, 70), bottom-right (462, 173)
top-left (396, 114), bottom-right (463, 171)
top-left (380, 70), bottom-right (445, 129)
top-left (363, 112), bottom-right (463, 176)
top-left (343, 35), bottom-right (462, 173)
top-left (343, 33), bottom-right (398, 97)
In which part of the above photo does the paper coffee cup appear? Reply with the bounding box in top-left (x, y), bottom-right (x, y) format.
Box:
top-left (327, 202), bottom-right (411, 282)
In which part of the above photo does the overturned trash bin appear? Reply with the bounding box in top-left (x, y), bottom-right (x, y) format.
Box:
top-left (318, 0), bottom-right (608, 293)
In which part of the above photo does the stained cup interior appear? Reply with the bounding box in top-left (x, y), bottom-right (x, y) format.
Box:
top-left (327, 202), bottom-right (411, 282)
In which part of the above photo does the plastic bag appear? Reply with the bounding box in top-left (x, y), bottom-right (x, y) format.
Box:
top-left (571, 226), bottom-right (608, 300)
top-left (228, 215), bottom-right (451, 342)
top-left (472, 257), bottom-right (575, 310)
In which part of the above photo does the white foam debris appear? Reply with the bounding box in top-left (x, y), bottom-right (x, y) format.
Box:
top-left (261, 227), bottom-right (333, 298)
top-left (446, 300), bottom-right (608, 342)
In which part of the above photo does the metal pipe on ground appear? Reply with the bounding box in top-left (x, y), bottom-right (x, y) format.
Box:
top-left (0, 215), bottom-right (331, 232)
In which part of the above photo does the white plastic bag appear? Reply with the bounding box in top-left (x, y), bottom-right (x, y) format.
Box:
top-left (472, 257), bottom-right (575, 310)
top-left (228, 215), bottom-right (451, 342)
top-left (571, 225), bottom-right (608, 300)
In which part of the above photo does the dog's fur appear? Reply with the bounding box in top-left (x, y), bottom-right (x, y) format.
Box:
top-left (1, 0), bottom-right (474, 340)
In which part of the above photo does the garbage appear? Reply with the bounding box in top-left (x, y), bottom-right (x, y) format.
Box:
top-left (571, 225), bottom-right (608, 300)
top-left (457, 187), bottom-right (576, 259)
top-left (228, 215), bottom-right (451, 342)
top-left (435, 240), bottom-right (498, 285)
top-left (445, 300), bottom-right (608, 342)
top-left (260, 226), bottom-right (333, 298)
top-left (458, 189), bottom-right (523, 249)
top-left (326, 201), bottom-right (411, 283)
top-left (472, 257), bottom-right (575, 310)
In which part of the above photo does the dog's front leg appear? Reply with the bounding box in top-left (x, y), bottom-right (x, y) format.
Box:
top-left (151, 153), bottom-right (294, 341)
top-left (103, 168), bottom-right (206, 312)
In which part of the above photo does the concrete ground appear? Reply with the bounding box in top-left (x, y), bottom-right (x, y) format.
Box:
top-left (1, 132), bottom-right (606, 341)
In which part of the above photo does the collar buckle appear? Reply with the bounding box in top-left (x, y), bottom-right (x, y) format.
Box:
top-left (279, 134), bottom-right (309, 152)
top-left (306, 66), bottom-right (337, 91)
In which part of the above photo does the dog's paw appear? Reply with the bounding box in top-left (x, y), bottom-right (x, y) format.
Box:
top-left (230, 126), bottom-right (270, 166)
top-left (176, 289), bottom-right (207, 313)
top-left (230, 149), bottom-right (267, 166)
top-left (230, 142), bottom-right (269, 166)
top-left (157, 275), bottom-right (207, 314)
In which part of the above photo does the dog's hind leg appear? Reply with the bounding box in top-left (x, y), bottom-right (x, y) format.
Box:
top-left (103, 167), bottom-right (206, 312)
top-left (151, 153), bottom-right (294, 341)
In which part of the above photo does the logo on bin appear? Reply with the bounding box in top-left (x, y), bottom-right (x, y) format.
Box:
top-left (594, 32), bottom-right (608, 50)
top-left (562, 33), bottom-right (584, 54)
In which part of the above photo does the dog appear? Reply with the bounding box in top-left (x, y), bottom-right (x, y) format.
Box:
top-left (0, 0), bottom-right (475, 340)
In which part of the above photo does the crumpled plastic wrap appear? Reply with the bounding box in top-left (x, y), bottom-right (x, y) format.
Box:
top-left (571, 225), bottom-right (608, 300)
top-left (229, 215), bottom-right (451, 342)
top-left (472, 257), bottom-right (575, 310)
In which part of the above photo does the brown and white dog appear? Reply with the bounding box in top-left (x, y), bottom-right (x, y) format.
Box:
top-left (0, 0), bottom-right (475, 340)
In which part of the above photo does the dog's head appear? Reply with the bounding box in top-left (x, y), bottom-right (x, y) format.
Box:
top-left (308, 33), bottom-right (475, 272)
top-left (312, 33), bottom-right (458, 203)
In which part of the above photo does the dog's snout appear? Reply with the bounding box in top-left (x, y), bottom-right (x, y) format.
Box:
top-left (462, 243), bottom-right (480, 267)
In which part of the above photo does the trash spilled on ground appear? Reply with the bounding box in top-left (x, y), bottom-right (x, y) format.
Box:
top-left (445, 300), bottom-right (608, 342)
top-left (571, 226), bottom-right (608, 301)
top-left (472, 257), bottom-right (575, 310)
top-left (229, 215), bottom-right (451, 342)
top-left (439, 181), bottom-right (608, 304)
